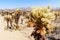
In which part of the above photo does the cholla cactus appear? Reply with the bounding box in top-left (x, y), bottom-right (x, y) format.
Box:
top-left (4, 15), bottom-right (13, 29)
top-left (1, 10), bottom-right (8, 16)
top-left (14, 8), bottom-right (22, 29)
top-left (27, 5), bottom-right (55, 40)
top-left (15, 8), bottom-right (22, 14)
top-left (52, 11), bottom-right (60, 22)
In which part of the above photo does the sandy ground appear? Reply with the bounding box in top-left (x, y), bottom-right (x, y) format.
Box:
top-left (0, 15), bottom-right (34, 40)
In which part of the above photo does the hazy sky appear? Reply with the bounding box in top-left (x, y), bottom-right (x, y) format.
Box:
top-left (0, 0), bottom-right (60, 9)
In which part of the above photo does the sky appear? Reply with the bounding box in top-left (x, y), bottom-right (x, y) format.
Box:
top-left (0, 0), bottom-right (60, 9)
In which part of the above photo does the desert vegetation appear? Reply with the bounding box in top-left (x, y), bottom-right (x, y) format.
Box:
top-left (0, 5), bottom-right (60, 40)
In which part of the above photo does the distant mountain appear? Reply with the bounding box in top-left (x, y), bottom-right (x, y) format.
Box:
top-left (0, 7), bottom-right (60, 13)
top-left (51, 7), bottom-right (60, 11)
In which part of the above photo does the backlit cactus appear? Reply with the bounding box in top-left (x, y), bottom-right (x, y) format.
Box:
top-left (26, 5), bottom-right (56, 40)
top-left (4, 15), bottom-right (13, 29)
top-left (14, 8), bottom-right (22, 29)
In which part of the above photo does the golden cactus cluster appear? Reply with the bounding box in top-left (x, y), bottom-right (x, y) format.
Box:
top-left (3, 8), bottom-right (22, 30)
top-left (4, 15), bottom-right (12, 21)
top-left (26, 5), bottom-right (56, 40)
top-left (15, 8), bottom-right (22, 14)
